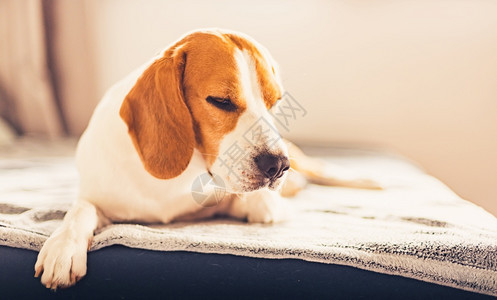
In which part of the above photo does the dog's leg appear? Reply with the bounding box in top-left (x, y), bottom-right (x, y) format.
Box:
top-left (227, 189), bottom-right (289, 223)
top-left (280, 169), bottom-right (307, 197)
top-left (34, 199), bottom-right (103, 289)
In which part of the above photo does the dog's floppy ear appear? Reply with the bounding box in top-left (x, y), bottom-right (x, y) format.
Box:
top-left (120, 49), bottom-right (195, 179)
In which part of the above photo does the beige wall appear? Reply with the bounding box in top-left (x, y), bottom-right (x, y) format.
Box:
top-left (53, 0), bottom-right (497, 215)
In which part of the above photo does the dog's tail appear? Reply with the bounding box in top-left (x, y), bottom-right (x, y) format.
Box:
top-left (281, 140), bottom-right (382, 197)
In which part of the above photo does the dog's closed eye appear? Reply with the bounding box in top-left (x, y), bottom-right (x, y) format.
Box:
top-left (206, 96), bottom-right (237, 112)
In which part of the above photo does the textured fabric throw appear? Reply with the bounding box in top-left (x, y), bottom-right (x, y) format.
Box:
top-left (1, 140), bottom-right (496, 296)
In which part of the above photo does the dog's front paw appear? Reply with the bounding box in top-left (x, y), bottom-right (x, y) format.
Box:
top-left (247, 191), bottom-right (289, 224)
top-left (34, 230), bottom-right (90, 289)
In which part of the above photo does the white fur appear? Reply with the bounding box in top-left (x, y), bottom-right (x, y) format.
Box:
top-left (35, 31), bottom-right (289, 289)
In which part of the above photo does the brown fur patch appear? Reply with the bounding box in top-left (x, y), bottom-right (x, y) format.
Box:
top-left (180, 32), bottom-right (246, 167)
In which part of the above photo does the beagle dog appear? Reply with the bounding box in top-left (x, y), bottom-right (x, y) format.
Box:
top-left (35, 29), bottom-right (379, 289)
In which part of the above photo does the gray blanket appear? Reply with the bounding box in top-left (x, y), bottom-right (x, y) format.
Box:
top-left (1, 139), bottom-right (496, 296)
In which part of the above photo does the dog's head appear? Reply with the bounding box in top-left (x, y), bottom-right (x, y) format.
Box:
top-left (120, 29), bottom-right (289, 193)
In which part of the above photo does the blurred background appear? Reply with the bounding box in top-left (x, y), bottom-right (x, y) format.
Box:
top-left (0, 0), bottom-right (496, 215)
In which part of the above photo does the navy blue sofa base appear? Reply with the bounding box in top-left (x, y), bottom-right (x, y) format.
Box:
top-left (0, 245), bottom-right (493, 299)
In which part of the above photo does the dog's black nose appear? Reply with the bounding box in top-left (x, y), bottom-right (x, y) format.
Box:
top-left (254, 154), bottom-right (290, 180)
